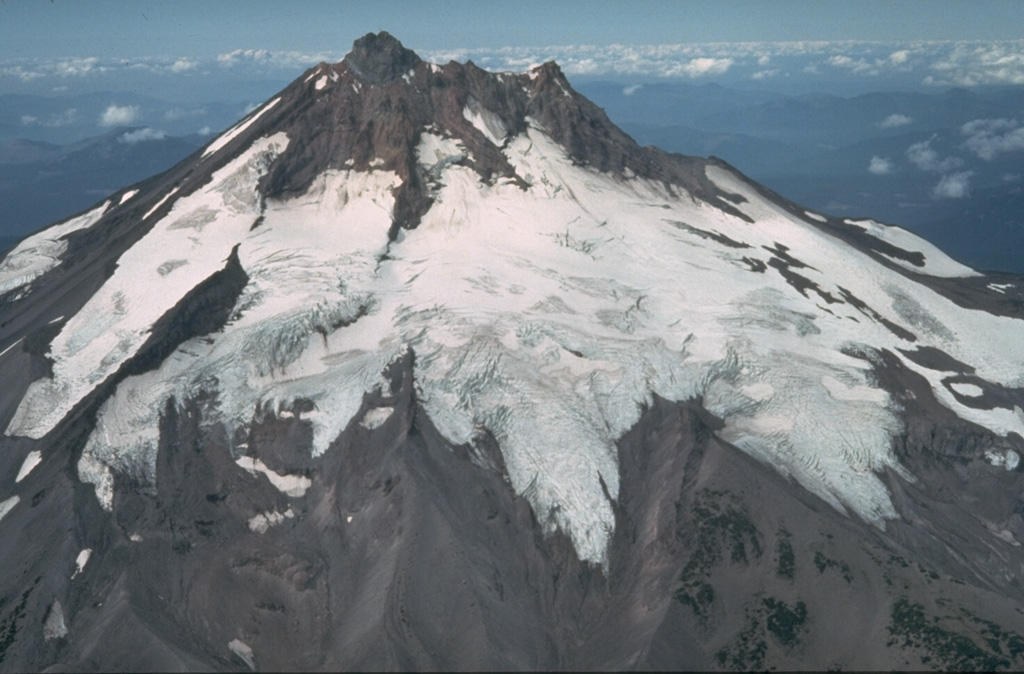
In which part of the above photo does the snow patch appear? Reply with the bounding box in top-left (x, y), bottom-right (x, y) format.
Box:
top-left (847, 218), bottom-right (979, 278)
top-left (236, 457), bottom-right (311, 498)
top-left (950, 381), bottom-right (984, 397)
top-left (314, 75), bottom-right (328, 90)
top-left (143, 187), bottom-right (179, 221)
top-left (417, 132), bottom-right (466, 176)
top-left (805, 211), bottom-right (827, 222)
top-left (43, 600), bottom-right (67, 640)
top-left (985, 449), bottom-right (1020, 471)
top-left (360, 406), bottom-right (394, 429)
top-left (228, 639), bottom-right (255, 671)
top-left (119, 189), bottom-right (139, 205)
top-left (463, 98), bottom-right (508, 146)
top-left (0, 496), bottom-right (19, 523)
top-left (72, 548), bottom-right (92, 579)
top-left (0, 201), bottom-right (110, 295)
top-left (0, 338), bottom-right (22, 359)
top-left (15, 450), bottom-right (41, 483)
top-left (248, 508), bottom-right (294, 533)
top-left (203, 97), bottom-right (281, 158)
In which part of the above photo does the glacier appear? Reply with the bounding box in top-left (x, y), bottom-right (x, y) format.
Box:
top-left (5, 110), bottom-right (1024, 566)
top-left (0, 201), bottom-right (110, 296)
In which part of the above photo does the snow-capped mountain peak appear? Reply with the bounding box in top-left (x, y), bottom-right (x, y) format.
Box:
top-left (2, 34), bottom-right (1023, 567)
top-left (4, 32), bottom-right (1024, 672)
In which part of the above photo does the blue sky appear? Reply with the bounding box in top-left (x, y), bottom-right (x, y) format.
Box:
top-left (2, 0), bottom-right (1022, 61)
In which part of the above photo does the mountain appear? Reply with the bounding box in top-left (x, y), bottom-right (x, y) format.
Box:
top-left (1, 32), bottom-right (1024, 671)
top-left (0, 128), bottom-right (206, 244)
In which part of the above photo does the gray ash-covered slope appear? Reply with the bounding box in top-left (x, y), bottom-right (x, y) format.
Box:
top-left (2, 32), bottom-right (1024, 671)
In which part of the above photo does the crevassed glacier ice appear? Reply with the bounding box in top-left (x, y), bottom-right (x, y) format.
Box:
top-left (14, 122), bottom-right (1024, 566)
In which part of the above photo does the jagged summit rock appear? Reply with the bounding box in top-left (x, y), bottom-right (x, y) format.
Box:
top-left (1, 33), bottom-right (1024, 672)
top-left (344, 31), bottom-right (423, 84)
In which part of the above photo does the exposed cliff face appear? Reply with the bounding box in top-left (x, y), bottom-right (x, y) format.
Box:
top-left (1, 32), bottom-right (1023, 671)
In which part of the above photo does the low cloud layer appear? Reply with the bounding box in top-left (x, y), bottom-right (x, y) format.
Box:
top-left (879, 113), bottom-right (912, 128)
top-left (21, 108), bottom-right (79, 128)
top-left (868, 156), bottom-right (895, 175)
top-left (119, 127), bottom-right (166, 143)
top-left (1, 39), bottom-right (1021, 92)
top-left (99, 104), bottom-right (138, 126)
top-left (907, 137), bottom-right (962, 173)
top-left (932, 171), bottom-right (973, 199)
top-left (961, 118), bottom-right (1024, 160)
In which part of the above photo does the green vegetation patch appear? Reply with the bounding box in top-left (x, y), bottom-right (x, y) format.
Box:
top-left (675, 490), bottom-right (762, 622)
top-left (0, 576), bottom-right (41, 666)
top-left (715, 607), bottom-right (767, 671)
top-left (887, 597), bottom-right (1014, 671)
top-left (715, 595), bottom-right (809, 670)
top-left (764, 597), bottom-right (808, 647)
top-left (775, 528), bottom-right (795, 580)
top-left (813, 550), bottom-right (853, 584)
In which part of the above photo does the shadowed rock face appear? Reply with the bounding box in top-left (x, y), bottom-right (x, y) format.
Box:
top-left (1, 33), bottom-right (1024, 672)
top-left (345, 31), bottom-right (423, 85)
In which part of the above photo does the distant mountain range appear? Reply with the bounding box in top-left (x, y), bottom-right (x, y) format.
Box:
top-left (0, 128), bottom-right (206, 246)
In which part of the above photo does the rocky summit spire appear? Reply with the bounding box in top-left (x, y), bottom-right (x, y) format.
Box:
top-left (343, 31), bottom-right (422, 85)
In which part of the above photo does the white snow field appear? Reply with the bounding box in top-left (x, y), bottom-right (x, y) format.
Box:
top-left (0, 201), bottom-right (110, 296)
top-left (6, 108), bottom-right (1024, 565)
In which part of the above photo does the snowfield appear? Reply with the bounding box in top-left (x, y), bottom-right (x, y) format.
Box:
top-left (0, 201), bottom-right (110, 296)
top-left (6, 112), bottom-right (1024, 566)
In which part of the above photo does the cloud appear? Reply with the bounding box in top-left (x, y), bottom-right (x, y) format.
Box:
top-left (879, 113), bottom-right (912, 128)
top-left (99, 104), bottom-right (139, 126)
top-left (961, 118), bottom-right (1024, 160)
top-left (1, 65), bottom-right (45, 82)
top-left (1, 39), bottom-right (1019, 92)
top-left (927, 41), bottom-right (1024, 86)
top-left (119, 128), bottom-right (166, 143)
top-left (868, 156), bottom-right (895, 175)
top-left (622, 84), bottom-right (643, 96)
top-left (827, 54), bottom-right (873, 74)
top-left (24, 108), bottom-right (80, 128)
top-left (53, 57), bottom-right (100, 77)
top-left (888, 50), bottom-right (910, 65)
top-left (216, 48), bottom-right (335, 70)
top-left (907, 137), bottom-right (962, 172)
top-left (932, 171), bottom-right (973, 199)
top-left (668, 57), bottom-right (734, 78)
top-left (169, 58), bottom-right (197, 73)
top-left (198, 126), bottom-right (213, 136)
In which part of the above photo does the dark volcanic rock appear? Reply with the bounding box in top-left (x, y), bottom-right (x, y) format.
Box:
top-left (346, 31), bottom-right (423, 85)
